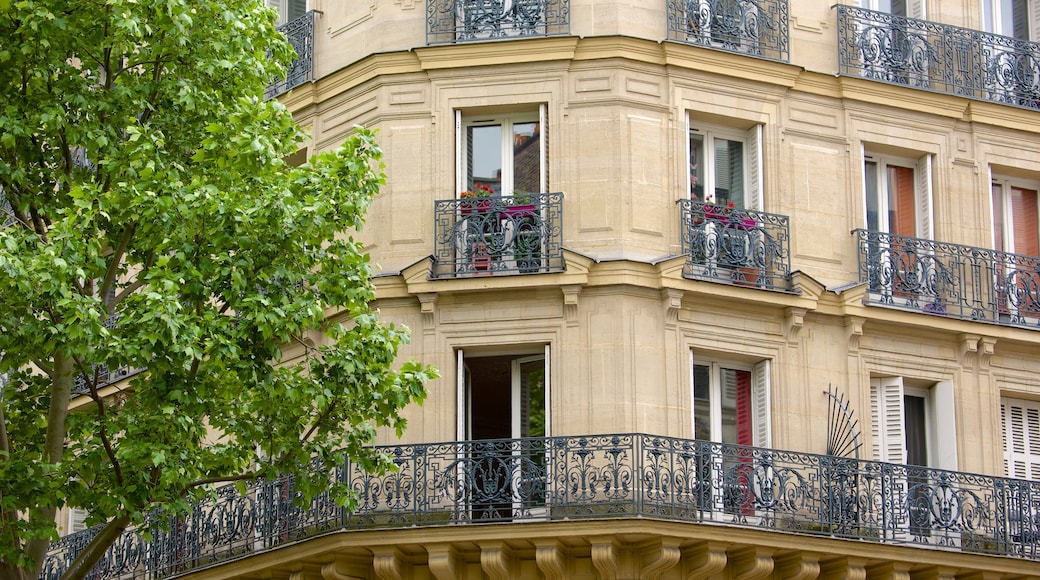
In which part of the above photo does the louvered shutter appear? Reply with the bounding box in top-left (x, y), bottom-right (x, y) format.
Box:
top-left (1030, 0), bottom-right (1040, 41)
top-left (68, 508), bottom-right (89, 534)
top-left (906, 0), bottom-right (925, 20)
top-left (931, 380), bottom-right (958, 470)
top-left (457, 349), bottom-right (467, 441)
top-left (871, 377), bottom-right (907, 463)
top-left (539, 104), bottom-right (547, 193)
top-left (267, 0), bottom-right (284, 24)
top-left (455, 110), bottom-right (464, 196)
top-left (1003, 398), bottom-right (1040, 480)
top-left (915, 155), bottom-right (933, 239)
top-left (752, 360), bottom-right (771, 447)
top-left (735, 370), bottom-right (753, 446)
top-left (1010, 186), bottom-right (1040, 256)
top-left (288, 0), bottom-right (306, 22)
top-left (746, 124), bottom-right (762, 210)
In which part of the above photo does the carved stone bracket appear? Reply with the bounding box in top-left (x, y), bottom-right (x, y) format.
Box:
top-left (682, 542), bottom-right (728, 580)
top-left (642, 537), bottom-right (681, 579)
top-left (979, 336), bottom-right (996, 369)
top-left (959, 333), bottom-right (981, 365)
top-left (663, 288), bottom-right (684, 328)
top-left (590, 537), bottom-right (619, 580)
top-left (534, 540), bottom-right (566, 580)
top-left (820, 557), bottom-right (867, 580)
top-left (845, 316), bottom-right (865, 352)
top-left (417, 292), bottom-right (437, 331)
top-left (867, 561), bottom-right (912, 580)
top-left (479, 541), bottom-right (514, 580)
top-left (372, 548), bottom-right (406, 580)
top-left (730, 547), bottom-right (774, 580)
top-left (426, 544), bottom-right (458, 580)
top-left (785, 307), bottom-right (808, 344)
top-left (562, 284), bottom-right (582, 326)
top-left (321, 557), bottom-right (367, 580)
top-left (776, 552), bottom-right (820, 580)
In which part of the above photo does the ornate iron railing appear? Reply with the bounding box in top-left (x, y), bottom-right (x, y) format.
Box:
top-left (265, 10), bottom-right (317, 99)
top-left (43, 434), bottom-right (1040, 579)
top-left (666, 0), bottom-right (789, 62)
top-left (837, 5), bottom-right (1040, 110)
top-left (854, 229), bottom-right (1040, 329)
top-left (426, 0), bottom-right (570, 45)
top-left (431, 192), bottom-right (564, 278)
top-left (679, 200), bottom-right (792, 291)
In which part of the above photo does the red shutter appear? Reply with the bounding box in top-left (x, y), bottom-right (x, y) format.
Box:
top-left (736, 370), bottom-right (753, 447)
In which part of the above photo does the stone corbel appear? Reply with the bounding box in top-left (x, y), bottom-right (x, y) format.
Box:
top-left (776, 552), bottom-right (820, 580)
top-left (426, 544), bottom-right (458, 580)
top-left (820, 557), bottom-right (867, 580)
top-left (866, 562), bottom-right (912, 580)
top-left (479, 541), bottom-right (515, 580)
top-left (534, 540), bottom-right (566, 580)
top-left (642, 537), bottom-right (681, 579)
top-left (590, 537), bottom-right (619, 580)
top-left (417, 292), bottom-right (437, 330)
top-left (730, 547), bottom-right (774, 580)
top-left (372, 548), bottom-right (406, 580)
top-left (844, 316), bottom-right (865, 351)
top-left (662, 288), bottom-right (684, 327)
top-left (321, 559), bottom-right (365, 580)
top-left (979, 336), bottom-right (997, 368)
top-left (562, 285), bottom-right (582, 326)
top-left (958, 333), bottom-right (981, 364)
top-left (682, 541), bottom-right (727, 580)
top-left (785, 307), bottom-right (808, 344)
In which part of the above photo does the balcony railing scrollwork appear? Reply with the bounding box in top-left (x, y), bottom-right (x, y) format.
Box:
top-left (43, 433), bottom-right (1040, 579)
top-left (854, 229), bottom-right (1040, 329)
top-left (838, 5), bottom-right (1040, 110)
top-left (667, 0), bottom-right (790, 62)
top-left (680, 200), bottom-right (792, 291)
top-left (432, 192), bottom-right (564, 279)
top-left (265, 10), bottom-right (318, 99)
top-left (426, 0), bottom-right (570, 45)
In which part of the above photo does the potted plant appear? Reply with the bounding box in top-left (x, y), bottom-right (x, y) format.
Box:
top-left (505, 191), bottom-right (537, 218)
top-left (460, 183), bottom-right (494, 214)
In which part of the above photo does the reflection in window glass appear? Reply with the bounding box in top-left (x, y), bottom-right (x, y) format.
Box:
top-left (468, 125), bottom-right (502, 194)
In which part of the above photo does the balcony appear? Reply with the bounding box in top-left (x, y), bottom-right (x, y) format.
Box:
top-left (431, 192), bottom-right (564, 279)
top-left (43, 433), bottom-right (1040, 579)
top-left (265, 10), bottom-right (317, 99)
top-left (854, 229), bottom-right (1040, 330)
top-left (666, 0), bottom-right (790, 62)
top-left (837, 5), bottom-right (1040, 111)
top-left (426, 0), bottom-right (570, 45)
top-left (679, 200), bottom-right (792, 291)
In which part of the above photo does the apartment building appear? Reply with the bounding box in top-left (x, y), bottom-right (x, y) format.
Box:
top-left (45, 1), bottom-right (1040, 578)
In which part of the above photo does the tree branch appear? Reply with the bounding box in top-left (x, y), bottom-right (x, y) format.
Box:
top-left (57, 515), bottom-right (131, 580)
top-left (181, 471), bottom-right (257, 495)
top-left (100, 222), bottom-right (136, 312)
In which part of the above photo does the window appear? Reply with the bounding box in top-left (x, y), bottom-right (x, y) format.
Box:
top-left (691, 357), bottom-right (770, 447)
top-left (857, 0), bottom-right (925, 18)
top-left (1002, 397), bottom-right (1040, 479)
top-left (870, 377), bottom-right (957, 469)
top-left (266, 0), bottom-right (306, 26)
top-left (983, 0), bottom-right (1037, 40)
top-left (992, 175), bottom-right (1040, 257)
top-left (864, 151), bottom-right (933, 239)
top-left (457, 107), bottom-right (546, 198)
top-left (688, 118), bottom-right (761, 209)
top-left (67, 507), bottom-right (90, 535)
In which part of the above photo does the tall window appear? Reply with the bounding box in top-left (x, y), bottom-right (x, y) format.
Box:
top-left (1002, 397), bottom-right (1040, 479)
top-left (983, 0), bottom-right (1036, 40)
top-left (863, 152), bottom-right (933, 239)
top-left (857, 0), bottom-right (925, 18)
top-left (992, 175), bottom-right (1040, 257)
top-left (688, 119), bottom-right (762, 209)
top-left (691, 357), bottom-right (770, 447)
top-left (457, 107), bottom-right (547, 198)
top-left (267, 0), bottom-right (306, 25)
top-left (870, 377), bottom-right (958, 470)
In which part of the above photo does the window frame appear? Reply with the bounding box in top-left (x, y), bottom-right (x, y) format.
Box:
top-left (687, 117), bottom-right (762, 210)
top-left (1002, 396), bottom-right (1040, 480)
top-left (870, 377), bottom-right (957, 470)
top-left (862, 149), bottom-right (933, 239)
top-left (456, 106), bottom-right (547, 199)
top-left (991, 172), bottom-right (1040, 256)
top-left (689, 353), bottom-right (770, 447)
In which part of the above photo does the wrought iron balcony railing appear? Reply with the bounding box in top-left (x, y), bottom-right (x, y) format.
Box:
top-left (854, 229), bottom-right (1040, 330)
top-left (426, 0), bottom-right (570, 45)
top-left (265, 10), bottom-right (317, 99)
top-left (666, 0), bottom-right (789, 62)
top-left (838, 5), bottom-right (1040, 111)
top-left (679, 200), bottom-right (792, 291)
top-left (431, 192), bottom-right (564, 279)
top-left (43, 433), bottom-right (1040, 579)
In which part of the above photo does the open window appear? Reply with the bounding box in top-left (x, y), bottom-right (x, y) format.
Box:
top-left (266, 0), bottom-right (306, 26)
top-left (455, 346), bottom-right (550, 521)
top-left (991, 173), bottom-right (1040, 320)
top-left (1002, 397), bottom-right (1040, 480)
top-left (687, 117), bottom-right (762, 209)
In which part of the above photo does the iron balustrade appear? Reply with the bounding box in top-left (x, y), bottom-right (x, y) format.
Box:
top-left (666, 0), bottom-right (789, 62)
top-left (837, 5), bottom-right (1040, 111)
top-left (43, 434), bottom-right (1040, 579)
top-left (265, 10), bottom-right (317, 99)
top-left (426, 0), bottom-right (570, 45)
top-left (679, 200), bottom-right (792, 291)
top-left (431, 192), bottom-right (564, 279)
top-left (854, 229), bottom-right (1040, 330)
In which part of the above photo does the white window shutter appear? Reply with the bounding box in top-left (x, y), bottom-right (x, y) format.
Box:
top-left (871, 377), bottom-right (906, 463)
top-left (68, 508), bottom-right (89, 534)
top-left (746, 124), bottom-right (762, 210)
top-left (752, 360), bottom-right (771, 447)
top-left (907, 0), bottom-right (925, 20)
top-left (930, 380), bottom-right (958, 470)
top-left (267, 0), bottom-right (285, 24)
top-left (1031, 0), bottom-right (1040, 41)
top-left (686, 113), bottom-right (693, 199)
top-left (915, 154), bottom-right (933, 239)
top-left (455, 110), bottom-right (464, 196)
top-left (457, 349), bottom-right (466, 441)
top-left (1002, 398), bottom-right (1040, 480)
top-left (539, 104), bottom-right (548, 193)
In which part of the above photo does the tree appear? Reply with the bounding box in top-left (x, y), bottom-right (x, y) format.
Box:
top-left (0, 2), bottom-right (435, 579)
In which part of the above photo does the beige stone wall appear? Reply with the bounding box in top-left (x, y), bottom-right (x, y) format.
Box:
top-left (282, 1), bottom-right (1040, 482)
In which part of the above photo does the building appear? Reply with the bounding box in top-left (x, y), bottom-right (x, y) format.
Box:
top-left (45, 1), bottom-right (1040, 579)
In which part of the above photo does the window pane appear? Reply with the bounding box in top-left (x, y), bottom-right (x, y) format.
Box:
top-left (904, 394), bottom-right (928, 466)
top-left (865, 160), bottom-right (880, 231)
top-left (512, 122), bottom-right (541, 195)
top-left (888, 165), bottom-right (916, 237)
top-left (468, 125), bottom-right (503, 195)
top-left (690, 132), bottom-right (706, 203)
top-left (693, 364), bottom-right (711, 440)
top-left (720, 368), bottom-right (752, 445)
top-left (1010, 185), bottom-right (1040, 256)
top-left (993, 182), bottom-right (1007, 253)
top-left (714, 138), bottom-right (744, 208)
